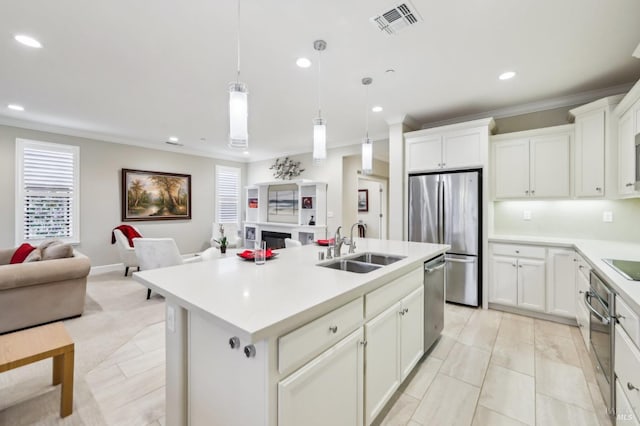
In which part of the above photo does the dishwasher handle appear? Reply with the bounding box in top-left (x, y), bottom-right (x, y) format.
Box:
top-left (425, 263), bottom-right (446, 273)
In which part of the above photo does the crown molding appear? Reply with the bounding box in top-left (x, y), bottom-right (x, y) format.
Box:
top-left (386, 114), bottom-right (420, 130)
top-left (420, 82), bottom-right (635, 129)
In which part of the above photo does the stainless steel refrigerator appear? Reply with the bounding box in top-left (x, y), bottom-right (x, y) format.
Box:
top-left (408, 170), bottom-right (481, 306)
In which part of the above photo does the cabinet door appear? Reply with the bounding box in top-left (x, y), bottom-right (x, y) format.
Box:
top-left (575, 110), bottom-right (605, 197)
top-left (547, 249), bottom-right (576, 317)
top-left (489, 255), bottom-right (518, 305)
top-left (400, 286), bottom-right (424, 381)
top-left (442, 130), bottom-right (481, 169)
top-left (406, 136), bottom-right (442, 172)
top-left (278, 328), bottom-right (364, 426)
top-left (365, 302), bottom-right (401, 425)
top-left (494, 139), bottom-right (530, 199)
top-left (618, 110), bottom-right (635, 195)
top-left (517, 258), bottom-right (546, 311)
top-left (530, 134), bottom-right (571, 198)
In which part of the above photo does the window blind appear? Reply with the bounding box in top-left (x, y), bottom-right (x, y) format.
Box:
top-left (216, 166), bottom-right (240, 223)
top-left (17, 140), bottom-right (79, 243)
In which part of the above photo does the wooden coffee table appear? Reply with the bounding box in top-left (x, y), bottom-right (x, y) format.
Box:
top-left (0, 322), bottom-right (75, 417)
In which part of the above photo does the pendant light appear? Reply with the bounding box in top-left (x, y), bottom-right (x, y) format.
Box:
top-left (228, 0), bottom-right (248, 149)
top-left (312, 40), bottom-right (327, 163)
top-left (361, 77), bottom-right (373, 175)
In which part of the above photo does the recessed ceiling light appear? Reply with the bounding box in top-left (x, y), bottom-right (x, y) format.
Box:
top-left (372, 106), bottom-right (383, 113)
top-left (168, 136), bottom-right (179, 142)
top-left (296, 57), bottom-right (312, 68)
top-left (499, 71), bottom-right (516, 80)
top-left (14, 34), bottom-right (42, 48)
top-left (8, 104), bottom-right (25, 111)
top-left (243, 151), bottom-right (250, 155)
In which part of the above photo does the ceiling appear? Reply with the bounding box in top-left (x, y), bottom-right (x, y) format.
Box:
top-left (1, 0), bottom-right (640, 162)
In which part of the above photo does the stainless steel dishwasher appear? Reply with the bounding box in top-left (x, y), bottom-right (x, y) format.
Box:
top-left (424, 255), bottom-right (445, 352)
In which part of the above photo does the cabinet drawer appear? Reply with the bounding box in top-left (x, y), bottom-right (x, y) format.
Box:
top-left (617, 379), bottom-right (640, 425)
top-left (618, 297), bottom-right (640, 348)
top-left (615, 326), bottom-right (640, 418)
top-left (491, 243), bottom-right (545, 259)
top-left (279, 297), bottom-right (363, 374)
top-left (365, 268), bottom-right (422, 318)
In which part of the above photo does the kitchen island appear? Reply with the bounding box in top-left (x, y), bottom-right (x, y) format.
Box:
top-left (134, 238), bottom-right (448, 426)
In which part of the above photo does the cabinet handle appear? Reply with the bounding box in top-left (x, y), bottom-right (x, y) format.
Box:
top-left (525, 190), bottom-right (529, 195)
top-left (244, 345), bottom-right (256, 358)
top-left (360, 340), bottom-right (368, 347)
top-left (329, 325), bottom-right (338, 334)
top-left (518, 265), bottom-right (523, 268)
top-left (515, 250), bottom-right (520, 254)
top-left (512, 264), bottom-right (517, 267)
top-left (578, 265), bottom-right (584, 270)
top-left (579, 290), bottom-right (584, 294)
top-left (628, 382), bottom-right (638, 392)
top-left (626, 183), bottom-right (634, 187)
top-left (442, 163), bottom-right (446, 167)
top-left (596, 187), bottom-right (602, 191)
top-left (404, 308), bottom-right (409, 314)
top-left (531, 190), bottom-right (535, 195)
top-left (578, 323), bottom-right (583, 328)
top-left (229, 336), bottom-right (240, 349)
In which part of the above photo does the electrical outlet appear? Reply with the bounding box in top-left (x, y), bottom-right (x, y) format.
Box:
top-left (602, 211), bottom-right (613, 223)
top-left (523, 210), bottom-right (532, 220)
top-left (167, 305), bottom-right (175, 333)
top-left (327, 211), bottom-right (334, 218)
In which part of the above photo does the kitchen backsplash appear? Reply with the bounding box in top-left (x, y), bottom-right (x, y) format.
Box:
top-left (492, 198), bottom-right (640, 242)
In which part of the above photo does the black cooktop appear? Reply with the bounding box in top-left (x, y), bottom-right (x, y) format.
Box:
top-left (603, 259), bottom-right (640, 281)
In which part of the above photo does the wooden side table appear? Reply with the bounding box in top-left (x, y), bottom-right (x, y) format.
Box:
top-left (0, 322), bottom-right (75, 417)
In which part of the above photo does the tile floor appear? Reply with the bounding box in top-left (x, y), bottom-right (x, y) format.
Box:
top-left (377, 304), bottom-right (611, 426)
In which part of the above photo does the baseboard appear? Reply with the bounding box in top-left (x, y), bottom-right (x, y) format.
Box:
top-left (489, 303), bottom-right (577, 326)
top-left (90, 263), bottom-right (124, 276)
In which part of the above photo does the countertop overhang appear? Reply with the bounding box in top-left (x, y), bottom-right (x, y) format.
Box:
top-left (134, 239), bottom-right (449, 343)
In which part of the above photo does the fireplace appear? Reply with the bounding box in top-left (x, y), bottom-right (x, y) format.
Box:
top-left (261, 231), bottom-right (291, 250)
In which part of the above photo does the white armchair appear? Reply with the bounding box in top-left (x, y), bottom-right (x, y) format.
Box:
top-left (210, 222), bottom-right (241, 248)
top-left (134, 238), bottom-right (201, 299)
top-left (113, 226), bottom-right (141, 276)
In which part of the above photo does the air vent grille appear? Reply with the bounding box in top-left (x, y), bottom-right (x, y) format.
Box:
top-left (371, 1), bottom-right (422, 35)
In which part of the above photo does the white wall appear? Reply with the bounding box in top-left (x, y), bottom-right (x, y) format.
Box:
top-left (357, 179), bottom-right (384, 238)
top-left (0, 124), bottom-right (247, 266)
top-left (247, 141), bottom-right (389, 237)
top-left (493, 199), bottom-right (640, 241)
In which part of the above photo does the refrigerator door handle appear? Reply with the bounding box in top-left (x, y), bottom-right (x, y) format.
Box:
top-left (438, 180), bottom-right (444, 243)
top-left (446, 257), bottom-right (476, 264)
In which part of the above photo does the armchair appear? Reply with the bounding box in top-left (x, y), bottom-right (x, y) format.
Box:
top-left (113, 225), bottom-right (141, 276)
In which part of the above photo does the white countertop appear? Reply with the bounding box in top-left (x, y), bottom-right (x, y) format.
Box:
top-left (134, 239), bottom-right (449, 342)
top-left (490, 234), bottom-right (640, 314)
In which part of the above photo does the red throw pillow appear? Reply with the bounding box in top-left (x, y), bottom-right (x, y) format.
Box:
top-left (10, 243), bottom-right (36, 264)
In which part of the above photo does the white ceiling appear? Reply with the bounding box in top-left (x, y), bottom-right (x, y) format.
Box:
top-left (1, 0), bottom-right (640, 162)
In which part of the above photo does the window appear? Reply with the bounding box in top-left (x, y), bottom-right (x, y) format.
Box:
top-left (215, 165), bottom-right (240, 224)
top-left (16, 139), bottom-right (80, 244)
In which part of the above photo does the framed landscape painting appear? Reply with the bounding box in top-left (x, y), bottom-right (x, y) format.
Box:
top-left (122, 169), bottom-right (191, 221)
top-left (358, 189), bottom-right (368, 212)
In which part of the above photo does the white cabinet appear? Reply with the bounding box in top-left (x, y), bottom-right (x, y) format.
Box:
top-left (618, 109), bottom-right (636, 196)
top-left (489, 244), bottom-right (546, 312)
top-left (405, 118), bottom-right (495, 173)
top-left (492, 125), bottom-right (572, 199)
top-left (278, 328), bottom-right (364, 426)
top-left (365, 285), bottom-right (424, 425)
top-left (574, 254), bottom-right (591, 348)
top-left (617, 379), bottom-right (640, 425)
top-left (616, 325), bottom-right (640, 423)
top-left (547, 249), bottom-right (576, 318)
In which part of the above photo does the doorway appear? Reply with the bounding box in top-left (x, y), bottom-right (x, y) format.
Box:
top-left (357, 176), bottom-right (388, 239)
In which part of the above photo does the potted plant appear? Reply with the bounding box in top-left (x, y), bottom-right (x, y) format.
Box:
top-left (214, 224), bottom-right (228, 254)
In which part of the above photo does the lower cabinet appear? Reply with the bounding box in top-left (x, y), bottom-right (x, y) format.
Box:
top-left (547, 249), bottom-right (576, 318)
top-left (365, 285), bottom-right (424, 425)
top-left (616, 325), bottom-right (640, 424)
top-left (278, 328), bottom-right (364, 426)
top-left (574, 254), bottom-right (591, 348)
top-left (489, 251), bottom-right (545, 311)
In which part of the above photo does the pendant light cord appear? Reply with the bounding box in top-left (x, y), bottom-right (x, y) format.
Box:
top-left (236, 0), bottom-right (241, 82)
top-left (317, 49), bottom-right (322, 119)
top-left (365, 83), bottom-right (370, 139)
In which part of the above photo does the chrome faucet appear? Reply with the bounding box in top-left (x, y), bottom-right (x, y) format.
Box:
top-left (347, 222), bottom-right (359, 254)
top-left (334, 226), bottom-right (344, 257)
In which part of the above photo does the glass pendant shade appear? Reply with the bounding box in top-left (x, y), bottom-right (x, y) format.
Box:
top-left (313, 117), bottom-right (327, 163)
top-left (229, 82), bottom-right (248, 149)
top-left (362, 137), bottom-right (373, 175)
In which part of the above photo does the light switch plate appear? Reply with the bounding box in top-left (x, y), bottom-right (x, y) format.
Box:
top-left (523, 210), bottom-right (532, 220)
top-left (602, 211), bottom-right (613, 223)
top-left (327, 211), bottom-right (334, 218)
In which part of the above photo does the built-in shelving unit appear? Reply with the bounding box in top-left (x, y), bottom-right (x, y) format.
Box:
top-left (244, 180), bottom-right (328, 248)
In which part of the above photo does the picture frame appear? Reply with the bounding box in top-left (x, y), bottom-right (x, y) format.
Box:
top-left (302, 196), bottom-right (313, 209)
top-left (248, 198), bottom-right (258, 208)
top-left (358, 189), bottom-right (369, 212)
top-left (121, 168), bottom-right (191, 221)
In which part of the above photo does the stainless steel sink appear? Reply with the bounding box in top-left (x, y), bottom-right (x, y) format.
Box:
top-left (320, 259), bottom-right (382, 273)
top-left (348, 252), bottom-right (406, 266)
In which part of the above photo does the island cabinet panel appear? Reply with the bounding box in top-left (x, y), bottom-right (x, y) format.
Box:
top-left (278, 297), bottom-right (363, 375)
top-left (189, 312), bottom-right (269, 426)
top-left (365, 285), bottom-right (424, 425)
top-left (365, 267), bottom-right (422, 318)
top-left (278, 328), bottom-right (364, 426)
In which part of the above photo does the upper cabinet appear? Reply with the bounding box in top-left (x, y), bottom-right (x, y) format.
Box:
top-left (614, 79), bottom-right (640, 198)
top-left (492, 125), bottom-right (573, 199)
top-left (569, 95), bottom-right (623, 198)
top-left (404, 118), bottom-right (495, 173)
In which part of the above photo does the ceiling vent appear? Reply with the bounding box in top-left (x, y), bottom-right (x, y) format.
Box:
top-left (371, 1), bottom-right (422, 35)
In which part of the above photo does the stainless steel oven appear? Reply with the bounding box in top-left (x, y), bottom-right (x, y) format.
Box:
top-left (585, 271), bottom-right (616, 417)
